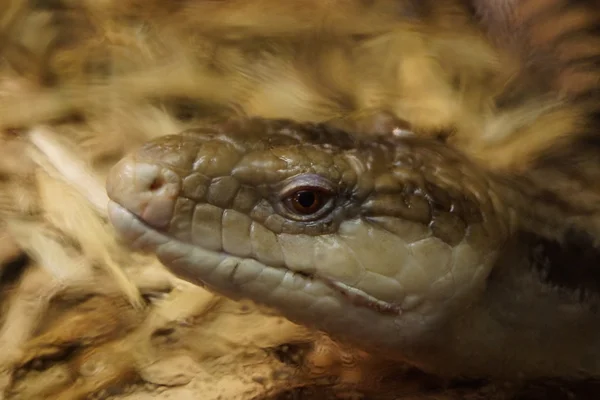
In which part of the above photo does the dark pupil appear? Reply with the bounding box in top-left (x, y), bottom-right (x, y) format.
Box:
top-left (296, 191), bottom-right (317, 208)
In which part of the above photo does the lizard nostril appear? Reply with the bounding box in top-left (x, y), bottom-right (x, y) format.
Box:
top-left (106, 157), bottom-right (182, 230)
top-left (148, 176), bottom-right (165, 192)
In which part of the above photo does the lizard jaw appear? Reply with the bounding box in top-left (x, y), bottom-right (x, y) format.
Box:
top-left (108, 200), bottom-right (406, 323)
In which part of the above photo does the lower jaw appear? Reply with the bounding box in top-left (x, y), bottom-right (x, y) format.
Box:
top-left (107, 201), bottom-right (403, 317)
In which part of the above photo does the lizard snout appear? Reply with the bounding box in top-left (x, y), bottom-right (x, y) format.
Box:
top-left (106, 155), bottom-right (181, 231)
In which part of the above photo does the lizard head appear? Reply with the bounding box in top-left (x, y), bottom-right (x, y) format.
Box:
top-left (106, 117), bottom-right (508, 361)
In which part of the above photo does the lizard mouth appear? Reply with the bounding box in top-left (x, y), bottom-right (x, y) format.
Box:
top-left (107, 201), bottom-right (403, 316)
top-left (322, 280), bottom-right (403, 315)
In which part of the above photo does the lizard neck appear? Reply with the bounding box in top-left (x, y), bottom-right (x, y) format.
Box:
top-left (423, 232), bottom-right (600, 380)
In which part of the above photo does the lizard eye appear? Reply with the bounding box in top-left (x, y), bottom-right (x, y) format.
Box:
top-left (285, 188), bottom-right (331, 215)
top-left (278, 175), bottom-right (336, 221)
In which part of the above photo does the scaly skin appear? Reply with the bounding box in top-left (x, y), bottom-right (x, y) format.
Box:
top-left (106, 118), bottom-right (600, 380)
